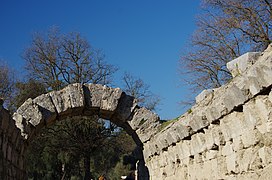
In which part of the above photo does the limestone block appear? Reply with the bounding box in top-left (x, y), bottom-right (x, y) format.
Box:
top-left (204, 125), bottom-right (218, 150)
top-left (262, 64), bottom-right (272, 84)
top-left (222, 141), bottom-right (234, 156)
top-left (174, 124), bottom-right (191, 141)
top-left (112, 93), bottom-right (137, 122)
top-left (12, 113), bottom-right (33, 140)
top-left (232, 136), bottom-right (243, 152)
top-left (187, 163), bottom-right (197, 180)
top-left (50, 83), bottom-right (84, 117)
top-left (164, 131), bottom-right (176, 146)
top-left (165, 146), bottom-right (177, 164)
top-left (83, 84), bottom-right (123, 119)
top-left (172, 166), bottom-right (188, 180)
top-left (179, 140), bottom-right (191, 159)
top-left (223, 85), bottom-right (247, 112)
top-left (226, 152), bottom-right (237, 173)
top-left (205, 106), bottom-right (221, 123)
top-left (236, 172), bottom-right (259, 180)
top-left (220, 121), bottom-right (233, 142)
top-left (33, 93), bottom-right (57, 125)
top-left (16, 98), bottom-right (45, 131)
top-left (83, 83), bottom-right (104, 108)
top-left (188, 114), bottom-right (209, 132)
top-left (206, 150), bottom-right (218, 160)
top-left (237, 147), bottom-right (259, 173)
top-left (210, 158), bottom-right (220, 179)
top-left (153, 135), bottom-right (168, 152)
top-left (243, 103), bottom-right (258, 130)
top-left (248, 64), bottom-right (270, 81)
top-left (217, 156), bottom-right (228, 178)
top-left (137, 121), bottom-right (160, 143)
top-left (226, 52), bottom-right (261, 77)
top-left (258, 146), bottom-right (272, 166)
top-left (248, 77), bottom-right (263, 96)
top-left (128, 107), bottom-right (159, 130)
top-left (258, 163), bottom-right (272, 180)
top-left (190, 133), bottom-right (206, 155)
top-left (159, 152), bottom-right (169, 167)
top-left (203, 160), bottom-right (215, 179)
top-left (255, 96), bottom-right (271, 121)
top-left (211, 125), bottom-right (226, 146)
top-left (195, 89), bottom-right (214, 104)
top-left (100, 86), bottom-right (123, 119)
top-left (195, 152), bottom-right (205, 164)
top-left (241, 129), bottom-right (261, 148)
top-left (163, 164), bottom-right (176, 179)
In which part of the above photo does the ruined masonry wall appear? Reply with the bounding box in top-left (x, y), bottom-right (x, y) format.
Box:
top-left (143, 45), bottom-right (272, 179)
top-left (0, 105), bottom-right (26, 179)
top-left (1, 45), bottom-right (272, 180)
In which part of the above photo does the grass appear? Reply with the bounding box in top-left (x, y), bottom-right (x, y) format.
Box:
top-left (158, 116), bottom-right (180, 132)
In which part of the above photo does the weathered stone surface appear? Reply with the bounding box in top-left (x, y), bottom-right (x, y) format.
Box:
top-left (100, 86), bottom-right (123, 118)
top-left (84, 83), bottom-right (104, 109)
top-left (33, 93), bottom-right (57, 125)
top-left (84, 84), bottom-right (123, 119)
top-left (195, 89), bottom-right (214, 103)
top-left (3, 45), bottom-right (272, 180)
top-left (129, 107), bottom-right (159, 130)
top-left (112, 93), bottom-right (137, 122)
top-left (16, 98), bottom-right (44, 129)
top-left (227, 52), bottom-right (261, 77)
top-left (12, 112), bottom-right (29, 139)
top-left (50, 83), bottom-right (85, 117)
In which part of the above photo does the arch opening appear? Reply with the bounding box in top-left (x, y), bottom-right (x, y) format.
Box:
top-left (12, 83), bottom-right (160, 180)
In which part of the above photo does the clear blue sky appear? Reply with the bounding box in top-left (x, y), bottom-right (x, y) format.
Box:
top-left (0, 0), bottom-right (201, 120)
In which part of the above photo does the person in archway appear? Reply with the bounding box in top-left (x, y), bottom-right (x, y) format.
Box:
top-left (98, 174), bottom-right (106, 180)
top-left (125, 172), bottom-right (135, 180)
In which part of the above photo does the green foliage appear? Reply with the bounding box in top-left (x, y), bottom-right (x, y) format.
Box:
top-left (158, 117), bottom-right (180, 132)
top-left (187, 108), bottom-right (192, 114)
top-left (26, 118), bottom-right (137, 179)
top-left (108, 154), bottom-right (135, 180)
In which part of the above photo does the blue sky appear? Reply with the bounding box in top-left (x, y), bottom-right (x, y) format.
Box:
top-left (0, 0), bottom-right (201, 120)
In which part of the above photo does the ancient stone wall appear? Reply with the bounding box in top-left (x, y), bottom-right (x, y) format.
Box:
top-left (0, 100), bottom-right (26, 179)
top-left (1, 45), bottom-right (272, 179)
top-left (0, 83), bottom-right (160, 179)
top-left (143, 45), bottom-right (272, 179)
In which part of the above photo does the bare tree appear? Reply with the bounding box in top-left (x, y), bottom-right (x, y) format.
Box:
top-left (122, 72), bottom-right (160, 111)
top-left (23, 28), bottom-right (118, 180)
top-left (0, 61), bottom-right (15, 107)
top-left (23, 28), bottom-right (117, 90)
top-left (180, 0), bottom-right (272, 92)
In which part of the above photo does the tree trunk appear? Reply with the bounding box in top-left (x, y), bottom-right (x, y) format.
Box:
top-left (84, 153), bottom-right (91, 180)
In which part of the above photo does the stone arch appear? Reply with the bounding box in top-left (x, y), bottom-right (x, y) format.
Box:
top-left (12, 83), bottom-right (161, 179)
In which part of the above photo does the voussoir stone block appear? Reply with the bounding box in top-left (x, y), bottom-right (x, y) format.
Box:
top-left (100, 86), bottom-right (123, 119)
top-left (84, 83), bottom-right (134, 120)
top-left (112, 93), bottom-right (137, 122)
top-left (16, 98), bottom-right (44, 129)
top-left (129, 107), bottom-right (159, 130)
top-left (33, 93), bottom-right (57, 125)
top-left (50, 83), bottom-right (85, 117)
top-left (83, 83), bottom-right (104, 109)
